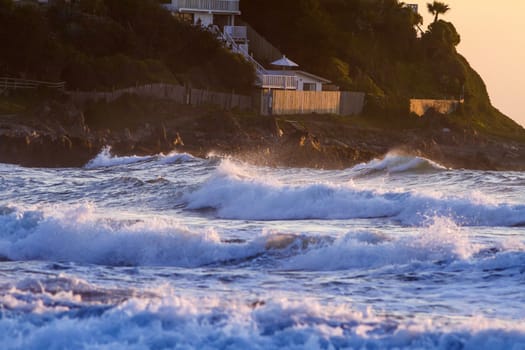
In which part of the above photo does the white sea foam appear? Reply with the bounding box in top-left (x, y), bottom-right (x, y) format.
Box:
top-left (352, 152), bottom-right (447, 173)
top-left (285, 217), bottom-right (479, 270)
top-left (2, 205), bottom-right (522, 273)
top-left (184, 161), bottom-right (525, 226)
top-left (1, 286), bottom-right (524, 350)
top-left (84, 146), bottom-right (153, 168)
top-left (157, 150), bottom-right (195, 164)
top-left (84, 146), bottom-right (196, 169)
top-left (0, 204), bottom-right (267, 266)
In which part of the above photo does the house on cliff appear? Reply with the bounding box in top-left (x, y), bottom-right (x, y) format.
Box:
top-left (161, 0), bottom-right (332, 93)
top-left (161, 0), bottom-right (365, 116)
top-left (162, 0), bottom-right (240, 28)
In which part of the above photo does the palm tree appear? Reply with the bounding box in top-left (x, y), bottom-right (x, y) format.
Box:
top-left (427, 1), bottom-right (450, 23)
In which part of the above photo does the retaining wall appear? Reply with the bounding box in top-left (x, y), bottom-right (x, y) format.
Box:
top-left (410, 98), bottom-right (461, 117)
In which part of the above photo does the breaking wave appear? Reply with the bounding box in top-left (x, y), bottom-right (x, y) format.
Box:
top-left (184, 161), bottom-right (525, 226)
top-left (0, 204), bottom-right (267, 267)
top-left (352, 152), bottom-right (447, 174)
top-left (1, 283), bottom-right (524, 350)
top-left (285, 217), bottom-right (476, 270)
top-left (2, 204), bottom-right (523, 273)
top-left (84, 146), bottom-right (195, 169)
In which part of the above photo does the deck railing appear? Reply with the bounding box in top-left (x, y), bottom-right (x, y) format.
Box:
top-left (212, 26), bottom-right (296, 90)
top-left (164, 0), bottom-right (239, 12)
top-left (224, 26), bottom-right (247, 41)
top-left (261, 75), bottom-right (297, 90)
top-left (0, 77), bottom-right (65, 90)
top-left (217, 27), bottom-right (266, 74)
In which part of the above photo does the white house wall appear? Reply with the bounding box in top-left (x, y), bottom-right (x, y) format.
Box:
top-left (294, 73), bottom-right (324, 91)
top-left (194, 13), bottom-right (214, 26)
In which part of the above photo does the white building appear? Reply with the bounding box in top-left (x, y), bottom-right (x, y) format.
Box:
top-left (263, 70), bottom-right (330, 91)
top-left (163, 0), bottom-right (240, 28)
top-left (163, 0), bottom-right (332, 92)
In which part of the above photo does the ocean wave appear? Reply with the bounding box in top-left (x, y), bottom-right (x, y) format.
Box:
top-left (84, 146), bottom-right (196, 169)
top-left (284, 217), bottom-right (479, 270)
top-left (84, 146), bottom-right (153, 168)
top-left (157, 151), bottom-right (196, 165)
top-left (1, 287), bottom-right (524, 350)
top-left (184, 161), bottom-right (525, 226)
top-left (352, 152), bottom-right (447, 174)
top-left (2, 204), bottom-right (522, 274)
top-left (0, 204), bottom-right (268, 267)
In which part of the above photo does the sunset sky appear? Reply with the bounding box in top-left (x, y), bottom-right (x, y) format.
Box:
top-left (413, 1), bottom-right (525, 127)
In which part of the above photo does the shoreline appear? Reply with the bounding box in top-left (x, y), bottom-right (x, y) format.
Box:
top-left (1, 98), bottom-right (525, 171)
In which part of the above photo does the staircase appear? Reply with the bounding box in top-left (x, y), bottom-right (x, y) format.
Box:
top-left (212, 26), bottom-right (297, 90)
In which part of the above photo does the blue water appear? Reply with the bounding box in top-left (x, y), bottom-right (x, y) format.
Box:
top-left (0, 148), bottom-right (524, 349)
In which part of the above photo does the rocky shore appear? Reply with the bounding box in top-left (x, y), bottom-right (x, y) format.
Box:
top-left (1, 98), bottom-right (525, 171)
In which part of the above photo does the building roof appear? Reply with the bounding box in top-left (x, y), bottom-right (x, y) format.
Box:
top-left (270, 55), bottom-right (299, 67)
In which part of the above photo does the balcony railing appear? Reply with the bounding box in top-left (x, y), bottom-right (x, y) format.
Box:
top-left (261, 75), bottom-right (297, 90)
top-left (164, 0), bottom-right (239, 13)
top-left (224, 26), bottom-right (247, 41)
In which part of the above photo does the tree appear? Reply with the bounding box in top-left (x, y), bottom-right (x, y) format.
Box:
top-left (427, 1), bottom-right (450, 23)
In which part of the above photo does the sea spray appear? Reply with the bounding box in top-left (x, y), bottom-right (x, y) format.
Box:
top-left (185, 160), bottom-right (525, 226)
top-left (352, 152), bottom-right (447, 174)
top-left (0, 204), bottom-right (267, 266)
top-left (84, 146), bottom-right (196, 169)
top-left (1, 154), bottom-right (524, 349)
top-left (284, 217), bottom-right (478, 270)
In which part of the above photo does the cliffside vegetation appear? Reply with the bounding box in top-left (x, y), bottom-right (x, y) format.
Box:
top-left (0, 0), bottom-right (523, 141)
top-left (0, 0), bottom-right (255, 92)
top-left (242, 0), bottom-right (525, 139)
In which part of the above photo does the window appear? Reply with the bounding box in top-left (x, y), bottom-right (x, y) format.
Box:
top-left (303, 83), bottom-right (317, 91)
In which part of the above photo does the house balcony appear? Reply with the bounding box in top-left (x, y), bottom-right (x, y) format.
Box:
top-left (163, 0), bottom-right (240, 14)
top-left (224, 26), bottom-right (247, 41)
top-left (260, 74), bottom-right (297, 90)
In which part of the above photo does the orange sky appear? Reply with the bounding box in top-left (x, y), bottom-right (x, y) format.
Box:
top-left (413, 1), bottom-right (525, 127)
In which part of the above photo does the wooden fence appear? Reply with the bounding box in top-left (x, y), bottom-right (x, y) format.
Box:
top-left (0, 77), bottom-right (65, 91)
top-left (1, 77), bottom-right (366, 116)
top-left (261, 90), bottom-right (365, 116)
top-left (68, 83), bottom-right (252, 111)
top-left (68, 83), bottom-right (187, 106)
top-left (190, 88), bottom-right (252, 110)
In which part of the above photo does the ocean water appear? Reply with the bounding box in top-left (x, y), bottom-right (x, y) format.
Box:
top-left (0, 147), bottom-right (524, 349)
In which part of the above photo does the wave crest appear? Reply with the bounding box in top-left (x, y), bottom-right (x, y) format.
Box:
top-left (352, 152), bottom-right (446, 174)
top-left (285, 217), bottom-right (478, 270)
top-left (84, 146), bottom-right (196, 169)
top-left (184, 161), bottom-right (525, 226)
top-left (0, 204), bottom-right (265, 266)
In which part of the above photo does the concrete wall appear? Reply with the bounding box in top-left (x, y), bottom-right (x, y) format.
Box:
top-left (340, 92), bottom-right (366, 116)
top-left (410, 99), bottom-right (461, 117)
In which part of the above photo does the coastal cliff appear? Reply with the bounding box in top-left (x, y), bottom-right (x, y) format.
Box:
top-left (1, 95), bottom-right (524, 170)
top-left (1, 0), bottom-right (524, 170)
